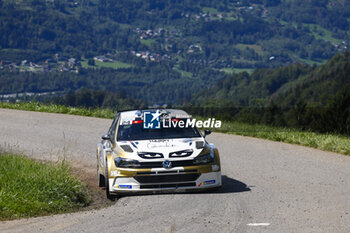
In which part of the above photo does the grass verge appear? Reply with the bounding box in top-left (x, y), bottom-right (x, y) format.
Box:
top-left (0, 153), bottom-right (91, 220)
top-left (214, 121), bottom-right (350, 156)
top-left (0, 101), bottom-right (349, 155)
top-left (0, 102), bottom-right (115, 119)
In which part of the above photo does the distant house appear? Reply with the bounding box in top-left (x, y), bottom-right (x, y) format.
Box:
top-left (9, 63), bottom-right (18, 71)
top-left (262, 9), bottom-right (269, 18)
top-left (68, 58), bottom-right (76, 67)
top-left (21, 60), bottom-right (29, 66)
top-left (93, 56), bottom-right (112, 62)
top-left (157, 28), bottom-right (164, 34)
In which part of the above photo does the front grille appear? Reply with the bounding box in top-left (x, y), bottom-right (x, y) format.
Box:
top-left (139, 160), bottom-right (195, 168)
top-left (157, 170), bottom-right (178, 174)
top-left (136, 169), bottom-right (197, 175)
top-left (140, 182), bottom-right (196, 189)
top-left (134, 173), bottom-right (200, 183)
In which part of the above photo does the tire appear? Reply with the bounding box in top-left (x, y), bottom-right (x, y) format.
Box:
top-left (97, 156), bottom-right (105, 187)
top-left (105, 159), bottom-right (114, 200)
top-left (98, 174), bottom-right (105, 187)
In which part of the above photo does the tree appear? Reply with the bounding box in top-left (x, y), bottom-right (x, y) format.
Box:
top-left (88, 59), bottom-right (95, 66)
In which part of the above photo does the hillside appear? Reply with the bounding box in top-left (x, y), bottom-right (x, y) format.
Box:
top-left (189, 51), bottom-right (350, 134)
top-left (0, 0), bottom-right (349, 104)
top-left (193, 51), bottom-right (350, 107)
top-left (193, 63), bottom-right (315, 106)
top-left (272, 52), bottom-right (350, 106)
top-left (1, 0), bottom-right (349, 67)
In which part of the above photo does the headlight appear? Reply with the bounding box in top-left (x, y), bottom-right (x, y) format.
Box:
top-left (193, 149), bottom-right (214, 164)
top-left (114, 157), bottom-right (140, 168)
top-left (138, 152), bottom-right (163, 159)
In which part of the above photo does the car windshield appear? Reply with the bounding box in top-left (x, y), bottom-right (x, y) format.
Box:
top-left (117, 122), bottom-right (201, 141)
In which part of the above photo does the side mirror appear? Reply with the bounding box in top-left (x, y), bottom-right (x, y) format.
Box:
top-left (203, 129), bottom-right (211, 138)
top-left (101, 134), bottom-right (111, 141)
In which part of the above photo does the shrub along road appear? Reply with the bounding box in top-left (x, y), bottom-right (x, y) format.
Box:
top-left (0, 108), bottom-right (349, 233)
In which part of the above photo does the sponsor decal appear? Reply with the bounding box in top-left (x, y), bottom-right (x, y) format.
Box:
top-left (117, 184), bottom-right (132, 189)
top-left (198, 179), bottom-right (216, 187)
top-left (147, 141), bottom-right (175, 148)
top-left (111, 170), bottom-right (120, 176)
top-left (149, 139), bottom-right (170, 142)
top-left (130, 141), bottom-right (138, 148)
top-left (122, 120), bottom-right (132, 125)
top-left (204, 180), bottom-right (216, 185)
top-left (182, 138), bottom-right (192, 143)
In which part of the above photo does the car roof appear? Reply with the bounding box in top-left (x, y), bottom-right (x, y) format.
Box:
top-left (118, 109), bottom-right (190, 121)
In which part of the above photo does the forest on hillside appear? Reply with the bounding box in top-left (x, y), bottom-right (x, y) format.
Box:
top-left (189, 52), bottom-right (350, 135)
top-left (2, 52), bottom-right (349, 135)
top-left (0, 0), bottom-right (349, 134)
top-left (1, 0), bottom-right (349, 73)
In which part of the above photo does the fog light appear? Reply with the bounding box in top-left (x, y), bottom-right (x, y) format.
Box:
top-left (212, 164), bottom-right (220, 171)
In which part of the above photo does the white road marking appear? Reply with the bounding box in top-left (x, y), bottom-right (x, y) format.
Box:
top-left (247, 223), bottom-right (271, 226)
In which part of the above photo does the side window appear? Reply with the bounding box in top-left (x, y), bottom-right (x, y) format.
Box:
top-left (108, 113), bottom-right (119, 142)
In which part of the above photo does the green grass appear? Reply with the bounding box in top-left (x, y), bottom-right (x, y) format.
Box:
top-left (202, 7), bottom-right (219, 14)
top-left (1, 102), bottom-right (349, 156)
top-left (298, 57), bottom-right (327, 66)
top-left (81, 59), bottom-right (133, 70)
top-left (279, 20), bottom-right (342, 45)
top-left (0, 153), bottom-right (91, 220)
top-left (173, 66), bottom-right (193, 78)
top-left (0, 102), bottom-right (115, 119)
top-left (220, 68), bottom-right (254, 74)
top-left (306, 23), bottom-right (342, 44)
top-left (236, 43), bottom-right (264, 56)
top-left (140, 39), bottom-right (156, 47)
top-left (212, 121), bottom-right (350, 156)
top-left (201, 7), bottom-right (238, 20)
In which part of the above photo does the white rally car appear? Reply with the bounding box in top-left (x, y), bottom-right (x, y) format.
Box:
top-left (97, 109), bottom-right (222, 199)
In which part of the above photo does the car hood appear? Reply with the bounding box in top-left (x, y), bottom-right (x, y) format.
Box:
top-left (117, 138), bottom-right (205, 160)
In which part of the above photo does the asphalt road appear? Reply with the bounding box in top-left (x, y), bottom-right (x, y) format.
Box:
top-left (0, 108), bottom-right (349, 233)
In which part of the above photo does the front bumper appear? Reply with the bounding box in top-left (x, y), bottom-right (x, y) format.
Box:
top-left (108, 166), bottom-right (221, 193)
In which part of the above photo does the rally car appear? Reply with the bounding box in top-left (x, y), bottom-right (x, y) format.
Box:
top-left (96, 109), bottom-right (222, 199)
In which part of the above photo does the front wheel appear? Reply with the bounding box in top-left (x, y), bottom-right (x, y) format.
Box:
top-left (97, 159), bottom-right (105, 187)
top-left (98, 174), bottom-right (105, 187)
top-left (105, 159), bottom-right (114, 200)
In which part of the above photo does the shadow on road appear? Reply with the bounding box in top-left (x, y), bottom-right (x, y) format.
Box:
top-left (109, 175), bottom-right (251, 200)
top-left (217, 175), bottom-right (251, 194)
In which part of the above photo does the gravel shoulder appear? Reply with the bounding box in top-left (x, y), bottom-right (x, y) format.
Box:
top-left (0, 108), bottom-right (349, 233)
